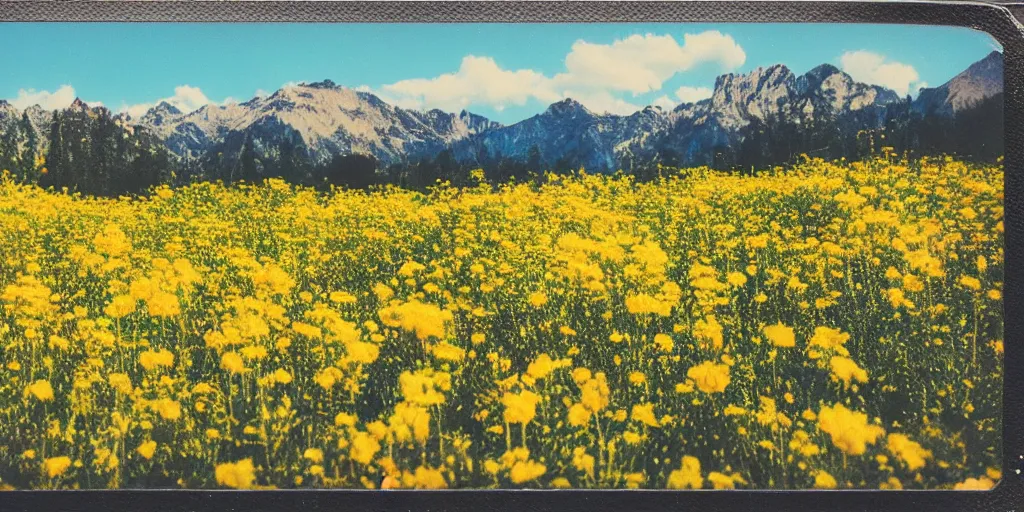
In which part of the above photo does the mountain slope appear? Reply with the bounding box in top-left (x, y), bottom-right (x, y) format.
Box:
top-left (132, 80), bottom-right (501, 166)
top-left (913, 50), bottom-right (1003, 116)
top-left (455, 61), bottom-right (906, 171)
top-left (1, 51), bottom-right (1003, 184)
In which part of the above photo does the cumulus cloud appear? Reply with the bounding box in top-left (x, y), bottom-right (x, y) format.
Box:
top-left (553, 31), bottom-right (744, 95)
top-left (381, 55), bottom-right (558, 112)
top-left (839, 51), bottom-right (922, 97)
top-left (652, 95), bottom-right (677, 110)
top-left (563, 90), bottom-right (642, 116)
top-left (9, 85), bottom-right (83, 110)
top-left (120, 85), bottom-right (207, 117)
top-left (376, 30), bottom-right (744, 115)
top-left (675, 86), bottom-right (713, 104)
top-left (121, 85), bottom-right (228, 118)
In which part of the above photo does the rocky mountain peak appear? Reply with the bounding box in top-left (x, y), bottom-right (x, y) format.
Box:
top-left (303, 79), bottom-right (340, 90)
top-left (103, 52), bottom-right (998, 176)
top-left (545, 98), bottom-right (592, 117)
top-left (711, 64), bottom-right (797, 128)
top-left (913, 50), bottom-right (1002, 116)
top-left (154, 101), bottom-right (182, 115)
top-left (69, 97), bottom-right (90, 111)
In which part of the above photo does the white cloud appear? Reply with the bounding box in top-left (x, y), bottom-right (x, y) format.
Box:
top-left (120, 85), bottom-right (222, 118)
top-left (553, 31), bottom-right (744, 95)
top-left (652, 95), bottom-right (677, 110)
top-left (839, 51), bottom-right (922, 97)
top-left (9, 85), bottom-right (78, 110)
top-left (565, 90), bottom-right (642, 116)
top-left (376, 30), bottom-right (743, 115)
top-left (381, 55), bottom-right (558, 112)
top-left (675, 86), bottom-right (713, 104)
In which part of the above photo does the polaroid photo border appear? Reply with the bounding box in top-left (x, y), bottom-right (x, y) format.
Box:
top-left (0, 1), bottom-right (1019, 511)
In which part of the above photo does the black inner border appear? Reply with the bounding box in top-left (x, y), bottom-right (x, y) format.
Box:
top-left (0, 2), bottom-right (1020, 511)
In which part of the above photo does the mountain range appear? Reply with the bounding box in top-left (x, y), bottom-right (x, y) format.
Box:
top-left (0, 50), bottom-right (1003, 184)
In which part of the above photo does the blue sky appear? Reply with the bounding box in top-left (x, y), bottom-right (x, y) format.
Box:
top-left (0, 23), bottom-right (1001, 123)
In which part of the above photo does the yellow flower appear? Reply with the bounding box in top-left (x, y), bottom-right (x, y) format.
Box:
top-left (813, 470), bottom-right (838, 489)
top-left (886, 433), bottom-right (932, 471)
top-left (303, 448), bottom-right (324, 464)
top-left (44, 456), bottom-right (72, 478)
top-left (953, 476), bottom-right (995, 490)
top-left (817, 403), bottom-right (885, 456)
top-left (378, 300), bottom-right (451, 341)
top-left (624, 293), bottom-right (672, 316)
top-left (240, 345), bottom-right (268, 361)
top-left (329, 291), bottom-right (357, 304)
top-left (572, 447), bottom-right (595, 478)
top-left (509, 460), bottom-right (547, 484)
top-left (624, 472), bottom-right (646, 488)
top-left (693, 315), bottom-right (724, 350)
top-left (146, 291), bottom-right (180, 318)
top-left (567, 403), bottom-right (592, 427)
top-left (273, 368), bottom-right (293, 385)
top-left (528, 292), bottom-right (548, 308)
top-left (708, 471), bottom-right (736, 489)
top-left (25, 380), bottom-right (54, 401)
top-left (220, 352), bottom-right (246, 374)
top-left (153, 398), bottom-right (182, 421)
top-left (723, 405), bottom-right (747, 416)
top-left (215, 459), bottom-right (257, 489)
top-left (526, 354), bottom-right (556, 380)
top-left (373, 283), bottom-right (394, 302)
top-left (139, 349), bottom-right (174, 371)
top-left (686, 361), bottom-right (731, 394)
top-left (430, 341), bottom-right (466, 362)
top-left (630, 403), bottom-right (660, 427)
top-left (727, 272), bottom-right (748, 287)
top-left (334, 412), bottom-right (357, 427)
top-left (502, 390), bottom-right (540, 424)
top-left (653, 333), bottom-right (674, 353)
top-left (666, 456), bottom-right (703, 489)
top-left (579, 372), bottom-right (610, 413)
top-left (108, 373), bottom-right (133, 394)
top-left (104, 294), bottom-right (136, 318)
top-left (411, 466), bottom-right (447, 489)
top-left (809, 326), bottom-right (850, 351)
top-left (399, 369), bottom-right (449, 406)
top-left (550, 477), bottom-right (572, 489)
top-left (959, 275), bottom-right (982, 291)
top-left (350, 431), bottom-right (381, 464)
top-left (829, 356), bottom-right (869, 385)
top-left (628, 371), bottom-right (646, 385)
top-left (137, 440), bottom-right (157, 460)
top-left (763, 323), bottom-right (796, 347)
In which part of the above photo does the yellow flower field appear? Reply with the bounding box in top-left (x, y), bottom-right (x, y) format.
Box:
top-left (0, 156), bottom-right (1003, 490)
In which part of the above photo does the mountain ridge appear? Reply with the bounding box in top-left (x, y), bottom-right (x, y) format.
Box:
top-left (1, 52), bottom-right (1004, 177)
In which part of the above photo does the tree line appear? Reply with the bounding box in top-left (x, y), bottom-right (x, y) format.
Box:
top-left (0, 93), bottom-right (1004, 197)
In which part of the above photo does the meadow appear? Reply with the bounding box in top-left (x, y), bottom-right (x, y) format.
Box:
top-left (0, 155), bottom-right (1003, 490)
